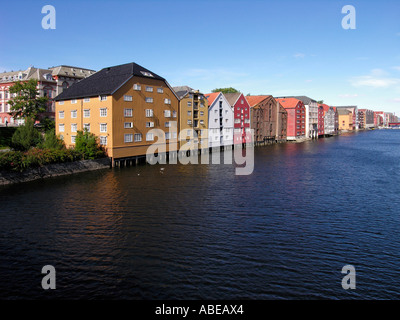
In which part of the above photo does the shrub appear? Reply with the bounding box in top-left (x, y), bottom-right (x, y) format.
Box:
top-left (11, 118), bottom-right (43, 151)
top-left (39, 129), bottom-right (65, 150)
top-left (74, 130), bottom-right (105, 160)
top-left (0, 148), bottom-right (84, 172)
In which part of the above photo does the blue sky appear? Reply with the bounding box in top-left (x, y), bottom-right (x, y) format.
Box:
top-left (1, 0), bottom-right (400, 114)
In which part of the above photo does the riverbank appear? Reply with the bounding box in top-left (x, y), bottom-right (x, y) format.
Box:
top-left (0, 157), bottom-right (111, 186)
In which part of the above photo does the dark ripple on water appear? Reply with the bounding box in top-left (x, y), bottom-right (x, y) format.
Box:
top-left (1, 130), bottom-right (400, 299)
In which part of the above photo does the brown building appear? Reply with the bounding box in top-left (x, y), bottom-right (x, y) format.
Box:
top-left (54, 62), bottom-right (179, 164)
top-left (173, 86), bottom-right (209, 149)
top-left (246, 95), bottom-right (287, 144)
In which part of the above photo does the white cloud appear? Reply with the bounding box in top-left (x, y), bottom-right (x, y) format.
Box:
top-left (392, 66), bottom-right (400, 71)
top-left (339, 94), bottom-right (359, 98)
top-left (305, 79), bottom-right (312, 83)
top-left (388, 98), bottom-right (400, 103)
top-left (350, 69), bottom-right (400, 88)
top-left (293, 53), bottom-right (305, 59)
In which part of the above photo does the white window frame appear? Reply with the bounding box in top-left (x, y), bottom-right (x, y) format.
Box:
top-left (100, 123), bottom-right (107, 133)
top-left (124, 95), bottom-right (133, 102)
top-left (124, 122), bottom-right (133, 129)
top-left (59, 111), bottom-right (64, 119)
top-left (100, 95), bottom-right (107, 101)
top-left (146, 122), bottom-right (154, 128)
top-left (71, 110), bottom-right (77, 118)
top-left (71, 123), bottom-right (77, 132)
top-left (134, 133), bottom-right (142, 142)
top-left (83, 123), bottom-right (90, 132)
top-left (146, 133), bottom-right (154, 141)
top-left (133, 84), bottom-right (141, 90)
top-left (71, 99), bottom-right (77, 104)
top-left (145, 97), bottom-right (153, 103)
top-left (59, 124), bottom-right (65, 132)
top-left (124, 133), bottom-right (133, 143)
top-left (124, 108), bottom-right (133, 117)
top-left (71, 136), bottom-right (76, 144)
top-left (157, 88), bottom-right (164, 93)
top-left (145, 109), bottom-right (153, 117)
top-left (100, 136), bottom-right (107, 145)
top-left (145, 86), bottom-right (153, 92)
top-left (84, 98), bottom-right (90, 103)
top-left (83, 109), bottom-right (90, 118)
top-left (100, 108), bottom-right (107, 117)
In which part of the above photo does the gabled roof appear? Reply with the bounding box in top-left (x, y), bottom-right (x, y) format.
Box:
top-left (275, 97), bottom-right (302, 109)
top-left (337, 108), bottom-right (351, 115)
top-left (204, 92), bottom-right (220, 106)
top-left (245, 95), bottom-right (272, 107)
top-left (54, 62), bottom-right (166, 101)
top-left (223, 92), bottom-right (241, 106)
top-left (173, 85), bottom-right (194, 99)
top-left (318, 103), bottom-right (332, 113)
top-left (277, 95), bottom-right (317, 105)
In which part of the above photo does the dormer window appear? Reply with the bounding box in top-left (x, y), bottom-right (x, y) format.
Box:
top-left (140, 71), bottom-right (153, 77)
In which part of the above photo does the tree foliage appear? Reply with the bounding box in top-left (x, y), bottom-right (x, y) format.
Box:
top-left (211, 87), bottom-right (239, 94)
top-left (40, 129), bottom-right (65, 150)
top-left (8, 79), bottom-right (49, 121)
top-left (11, 118), bottom-right (43, 151)
top-left (74, 130), bottom-right (105, 160)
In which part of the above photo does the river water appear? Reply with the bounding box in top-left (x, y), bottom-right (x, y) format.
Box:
top-left (1, 129), bottom-right (400, 299)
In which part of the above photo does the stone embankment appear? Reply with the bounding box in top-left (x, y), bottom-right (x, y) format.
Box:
top-left (0, 158), bottom-right (111, 186)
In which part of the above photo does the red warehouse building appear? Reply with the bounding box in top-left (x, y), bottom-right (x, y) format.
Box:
top-left (276, 97), bottom-right (306, 140)
top-left (318, 104), bottom-right (325, 137)
top-left (223, 92), bottom-right (252, 145)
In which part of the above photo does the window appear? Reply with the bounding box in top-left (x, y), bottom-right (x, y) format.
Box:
top-left (124, 95), bottom-right (132, 102)
top-left (141, 71), bottom-right (153, 77)
top-left (124, 122), bottom-right (133, 128)
top-left (241, 100), bottom-right (244, 104)
top-left (133, 84), bottom-right (141, 90)
top-left (173, 111), bottom-right (177, 118)
top-left (83, 123), bottom-right (90, 132)
top-left (157, 88), bottom-right (163, 93)
top-left (59, 124), bottom-right (65, 132)
top-left (100, 136), bottom-right (107, 145)
top-left (100, 108), bottom-right (107, 117)
top-left (59, 111), bottom-right (64, 119)
top-left (187, 101), bottom-right (192, 107)
top-left (71, 99), bottom-right (77, 104)
top-left (200, 120), bottom-right (204, 125)
top-left (200, 111), bottom-right (204, 116)
top-left (234, 119), bottom-right (240, 124)
top-left (71, 136), bottom-right (76, 144)
top-left (164, 98), bottom-right (171, 104)
top-left (83, 109), bottom-right (90, 118)
top-left (71, 123), bottom-right (77, 132)
top-left (164, 110), bottom-right (171, 118)
top-left (71, 110), bottom-right (77, 118)
top-left (146, 109), bottom-right (153, 117)
top-left (124, 108), bottom-right (133, 117)
top-left (84, 98), bottom-right (90, 103)
top-left (188, 111), bottom-right (192, 116)
top-left (146, 122), bottom-right (154, 128)
top-left (100, 123), bottom-right (107, 132)
top-left (245, 119), bottom-right (250, 123)
top-left (145, 86), bottom-right (153, 92)
top-left (124, 134), bottom-right (133, 143)
top-left (188, 120), bottom-right (192, 125)
top-left (165, 122), bottom-right (171, 128)
top-left (165, 132), bottom-right (170, 140)
top-left (59, 101), bottom-right (64, 105)
top-left (100, 95), bottom-right (107, 101)
top-left (145, 97), bottom-right (153, 103)
top-left (134, 133), bottom-right (142, 142)
top-left (146, 133), bottom-right (154, 141)
top-left (172, 132), bottom-right (177, 139)
top-left (187, 130), bottom-right (192, 136)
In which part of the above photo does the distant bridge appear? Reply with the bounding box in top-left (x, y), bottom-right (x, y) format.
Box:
top-left (389, 123), bottom-right (400, 128)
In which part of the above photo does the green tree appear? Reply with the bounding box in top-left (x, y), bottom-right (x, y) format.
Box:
top-left (40, 129), bottom-right (65, 150)
top-left (317, 100), bottom-right (324, 104)
top-left (8, 78), bottom-right (49, 121)
top-left (74, 130), bottom-right (105, 159)
top-left (11, 118), bottom-right (43, 151)
top-left (211, 87), bottom-right (239, 94)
